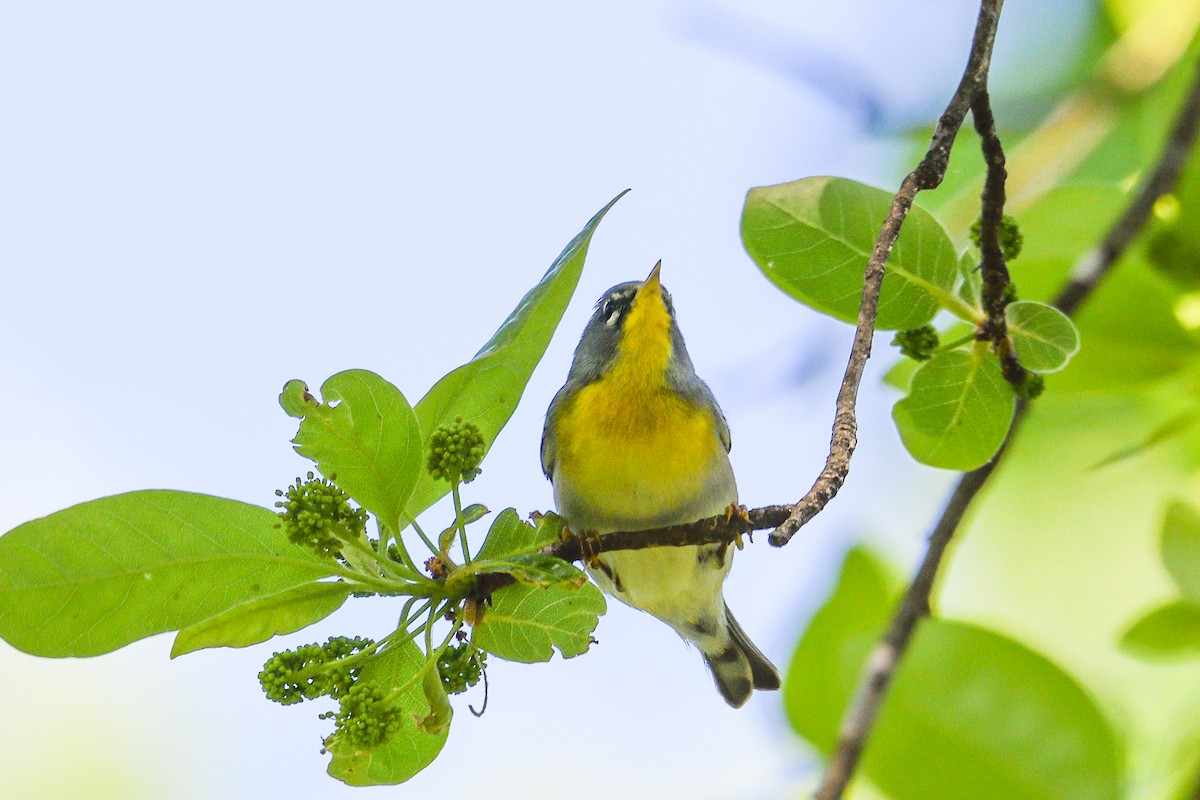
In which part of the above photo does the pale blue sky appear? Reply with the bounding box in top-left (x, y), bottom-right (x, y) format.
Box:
top-left (0, 2), bottom-right (1087, 798)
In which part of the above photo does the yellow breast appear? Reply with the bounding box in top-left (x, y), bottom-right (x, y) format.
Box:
top-left (555, 379), bottom-right (721, 523)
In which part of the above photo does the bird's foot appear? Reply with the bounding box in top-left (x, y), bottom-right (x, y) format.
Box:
top-left (723, 503), bottom-right (751, 549)
top-left (562, 525), bottom-right (604, 568)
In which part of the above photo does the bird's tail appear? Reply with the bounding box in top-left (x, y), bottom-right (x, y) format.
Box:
top-left (701, 604), bottom-right (781, 708)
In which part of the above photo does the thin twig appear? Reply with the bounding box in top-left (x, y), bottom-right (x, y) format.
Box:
top-left (971, 86), bottom-right (1024, 388)
top-left (471, 505), bottom-right (792, 598)
top-left (768, 0), bottom-right (1006, 547)
top-left (814, 50), bottom-right (1200, 800)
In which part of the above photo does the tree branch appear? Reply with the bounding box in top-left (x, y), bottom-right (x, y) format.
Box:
top-left (767, 0), bottom-right (1006, 547)
top-left (970, 86), bottom-right (1025, 389)
top-left (1054, 57), bottom-right (1200, 317)
top-left (814, 51), bottom-right (1200, 800)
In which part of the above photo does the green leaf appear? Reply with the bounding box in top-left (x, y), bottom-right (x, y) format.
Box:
top-left (0, 491), bottom-right (334, 657)
top-left (326, 639), bottom-right (448, 786)
top-left (1056, 256), bottom-right (1200, 392)
top-left (865, 620), bottom-right (1124, 800)
top-left (957, 250), bottom-right (983, 310)
top-left (1008, 185), bottom-right (1127, 302)
top-left (1006, 300), bottom-right (1081, 373)
top-left (785, 551), bottom-right (1123, 799)
top-left (474, 508), bottom-right (563, 562)
top-left (477, 553), bottom-right (586, 589)
top-left (784, 546), bottom-right (901, 754)
top-left (892, 348), bottom-right (1016, 470)
top-left (742, 177), bottom-right (963, 330)
top-left (285, 369), bottom-right (422, 531)
top-left (472, 581), bottom-right (606, 662)
top-left (882, 356), bottom-right (919, 392)
top-left (437, 503), bottom-right (490, 553)
top-left (170, 581), bottom-right (352, 658)
top-left (405, 191), bottom-right (628, 520)
top-left (1162, 501), bottom-right (1200, 601)
top-left (1119, 600), bottom-right (1200, 659)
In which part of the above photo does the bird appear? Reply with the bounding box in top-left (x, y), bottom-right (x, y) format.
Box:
top-left (541, 261), bottom-right (780, 707)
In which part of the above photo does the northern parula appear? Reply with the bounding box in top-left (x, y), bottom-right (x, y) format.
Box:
top-left (541, 262), bottom-right (780, 707)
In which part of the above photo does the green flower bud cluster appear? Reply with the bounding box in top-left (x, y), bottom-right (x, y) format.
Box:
top-left (258, 636), bottom-right (373, 705)
top-left (970, 214), bottom-right (1024, 262)
top-left (1018, 372), bottom-right (1046, 399)
top-left (321, 681), bottom-right (403, 750)
top-left (426, 416), bottom-right (485, 484)
top-left (892, 325), bottom-right (940, 361)
top-left (274, 472), bottom-right (368, 556)
top-left (437, 642), bottom-right (485, 695)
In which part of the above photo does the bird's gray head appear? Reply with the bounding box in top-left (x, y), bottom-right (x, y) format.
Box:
top-left (564, 262), bottom-right (696, 386)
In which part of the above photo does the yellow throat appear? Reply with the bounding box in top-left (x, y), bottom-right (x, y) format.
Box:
top-left (556, 263), bottom-right (720, 522)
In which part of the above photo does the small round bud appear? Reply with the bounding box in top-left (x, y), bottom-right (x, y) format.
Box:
top-left (274, 474), bottom-right (368, 557)
top-left (257, 636), bottom-right (373, 705)
top-left (891, 325), bottom-right (940, 361)
top-left (970, 215), bottom-right (1024, 262)
top-left (426, 416), bottom-right (486, 484)
top-left (437, 642), bottom-right (486, 695)
top-left (326, 682), bottom-right (403, 749)
top-left (1018, 372), bottom-right (1046, 399)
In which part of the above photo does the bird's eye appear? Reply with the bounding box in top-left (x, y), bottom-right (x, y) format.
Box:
top-left (601, 297), bottom-right (623, 326)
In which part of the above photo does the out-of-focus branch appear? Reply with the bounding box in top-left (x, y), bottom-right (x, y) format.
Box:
top-left (814, 50), bottom-right (1200, 800)
top-left (1055, 57), bottom-right (1200, 316)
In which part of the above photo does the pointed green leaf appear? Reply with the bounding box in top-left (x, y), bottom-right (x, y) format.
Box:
top-left (285, 369), bottom-right (422, 531)
top-left (405, 191), bottom-right (628, 520)
top-left (326, 639), bottom-right (448, 786)
top-left (742, 177), bottom-right (964, 330)
top-left (784, 546), bottom-right (901, 754)
top-left (892, 348), bottom-right (1015, 470)
top-left (474, 508), bottom-right (563, 562)
top-left (866, 620), bottom-right (1124, 800)
top-left (1120, 600), bottom-right (1200, 659)
top-left (170, 581), bottom-right (352, 658)
top-left (1162, 501), bottom-right (1200, 601)
top-left (0, 491), bottom-right (334, 657)
top-left (1006, 300), bottom-right (1081, 373)
top-left (436, 503), bottom-right (490, 553)
top-left (473, 581), bottom-right (606, 662)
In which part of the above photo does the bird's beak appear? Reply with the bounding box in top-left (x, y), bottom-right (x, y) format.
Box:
top-left (635, 260), bottom-right (663, 304)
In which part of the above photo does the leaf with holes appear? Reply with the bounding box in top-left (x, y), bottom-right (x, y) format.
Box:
top-left (892, 348), bottom-right (1015, 470)
top-left (282, 370), bottom-right (422, 532)
top-left (472, 581), bottom-right (606, 663)
top-left (474, 508), bottom-right (564, 562)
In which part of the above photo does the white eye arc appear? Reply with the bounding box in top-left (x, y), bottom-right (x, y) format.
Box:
top-left (601, 293), bottom-right (624, 326)
top-left (603, 301), bottom-right (621, 327)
